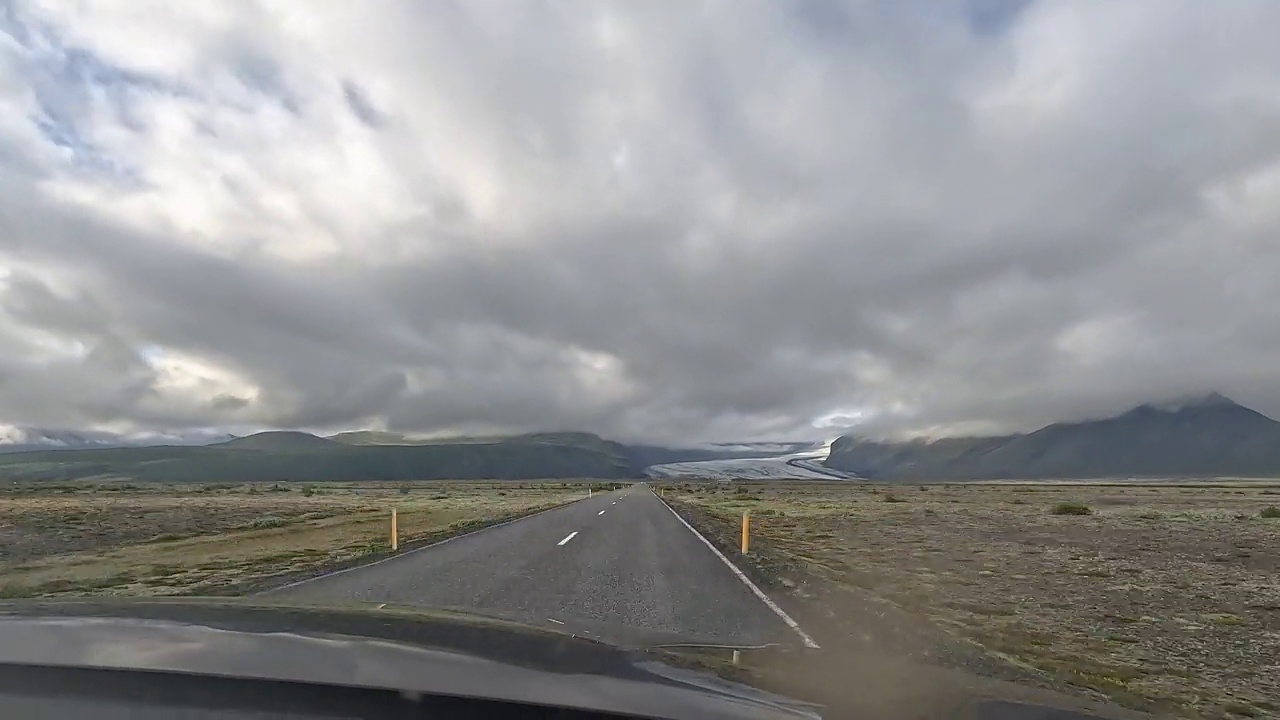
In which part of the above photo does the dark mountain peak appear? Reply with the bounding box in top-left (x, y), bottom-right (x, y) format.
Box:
top-left (826, 394), bottom-right (1280, 479)
top-left (1112, 393), bottom-right (1276, 427)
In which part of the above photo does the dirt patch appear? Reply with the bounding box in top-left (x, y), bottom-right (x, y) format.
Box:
top-left (0, 481), bottom-right (586, 598)
top-left (663, 481), bottom-right (1280, 719)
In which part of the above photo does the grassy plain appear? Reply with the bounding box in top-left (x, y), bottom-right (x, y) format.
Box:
top-left (0, 481), bottom-right (590, 598)
top-left (666, 481), bottom-right (1280, 719)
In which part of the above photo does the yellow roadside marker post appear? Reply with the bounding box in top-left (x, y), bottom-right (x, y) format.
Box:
top-left (741, 511), bottom-right (750, 554)
top-left (391, 508), bottom-right (399, 551)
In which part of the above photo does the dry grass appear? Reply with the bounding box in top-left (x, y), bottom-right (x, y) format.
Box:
top-left (0, 481), bottom-right (586, 598)
top-left (667, 481), bottom-right (1280, 719)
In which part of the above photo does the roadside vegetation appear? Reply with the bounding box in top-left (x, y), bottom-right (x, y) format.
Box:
top-left (664, 481), bottom-right (1280, 719)
top-left (0, 481), bottom-right (589, 598)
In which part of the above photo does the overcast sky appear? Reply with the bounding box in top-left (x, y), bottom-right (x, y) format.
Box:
top-left (2, 0), bottom-right (1280, 443)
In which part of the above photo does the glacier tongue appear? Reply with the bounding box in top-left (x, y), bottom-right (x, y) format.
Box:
top-left (645, 441), bottom-right (856, 479)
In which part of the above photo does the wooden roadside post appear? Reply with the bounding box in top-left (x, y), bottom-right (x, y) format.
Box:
top-left (741, 511), bottom-right (750, 554)
top-left (391, 508), bottom-right (399, 551)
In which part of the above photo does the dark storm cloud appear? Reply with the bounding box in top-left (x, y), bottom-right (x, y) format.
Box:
top-left (2, 0), bottom-right (1280, 442)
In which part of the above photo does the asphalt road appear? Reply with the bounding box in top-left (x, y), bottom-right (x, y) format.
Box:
top-left (266, 487), bottom-right (801, 647)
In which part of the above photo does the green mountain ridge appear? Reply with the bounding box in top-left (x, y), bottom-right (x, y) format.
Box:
top-left (215, 431), bottom-right (340, 450)
top-left (0, 429), bottom-right (815, 483)
top-left (9, 393), bottom-right (1268, 483)
top-left (0, 433), bottom-right (634, 483)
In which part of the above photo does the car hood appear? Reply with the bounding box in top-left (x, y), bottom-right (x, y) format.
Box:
top-left (0, 598), bottom-right (820, 720)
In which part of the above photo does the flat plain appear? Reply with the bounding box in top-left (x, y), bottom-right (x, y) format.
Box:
top-left (666, 481), bottom-right (1280, 719)
top-left (0, 481), bottom-right (589, 598)
top-left (6, 478), bottom-right (1279, 717)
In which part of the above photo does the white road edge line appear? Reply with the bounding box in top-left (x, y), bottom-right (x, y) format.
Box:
top-left (264, 496), bottom-right (587, 594)
top-left (557, 531), bottom-right (579, 546)
top-left (650, 489), bottom-right (820, 649)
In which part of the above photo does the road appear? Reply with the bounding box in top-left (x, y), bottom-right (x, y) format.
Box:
top-left (267, 486), bottom-right (809, 648)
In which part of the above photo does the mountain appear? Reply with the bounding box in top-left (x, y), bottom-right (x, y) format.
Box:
top-left (329, 430), bottom-right (632, 448)
top-left (328, 430), bottom-right (420, 445)
top-left (323, 429), bottom-right (800, 467)
top-left (0, 421), bottom-right (825, 482)
top-left (825, 393), bottom-right (1280, 480)
top-left (0, 428), bottom-right (126, 453)
top-left (326, 431), bottom-right (504, 445)
top-left (0, 427), bottom-right (236, 453)
top-left (0, 430), bottom-right (635, 482)
top-left (214, 431), bottom-right (340, 450)
top-left (8, 393), bottom-right (1277, 481)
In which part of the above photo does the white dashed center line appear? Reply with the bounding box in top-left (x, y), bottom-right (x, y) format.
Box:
top-left (557, 531), bottom-right (578, 546)
top-left (597, 509), bottom-right (606, 515)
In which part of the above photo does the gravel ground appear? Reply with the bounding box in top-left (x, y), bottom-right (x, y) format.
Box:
top-left (0, 481), bottom-right (586, 597)
top-left (666, 481), bottom-right (1280, 719)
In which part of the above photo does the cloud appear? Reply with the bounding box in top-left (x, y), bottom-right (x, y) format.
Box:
top-left (2, 0), bottom-right (1280, 442)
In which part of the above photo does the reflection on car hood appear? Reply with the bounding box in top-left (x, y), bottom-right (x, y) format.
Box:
top-left (0, 598), bottom-right (820, 720)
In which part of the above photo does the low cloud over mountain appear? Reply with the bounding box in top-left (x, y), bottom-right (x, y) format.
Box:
top-left (826, 394), bottom-right (1280, 479)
